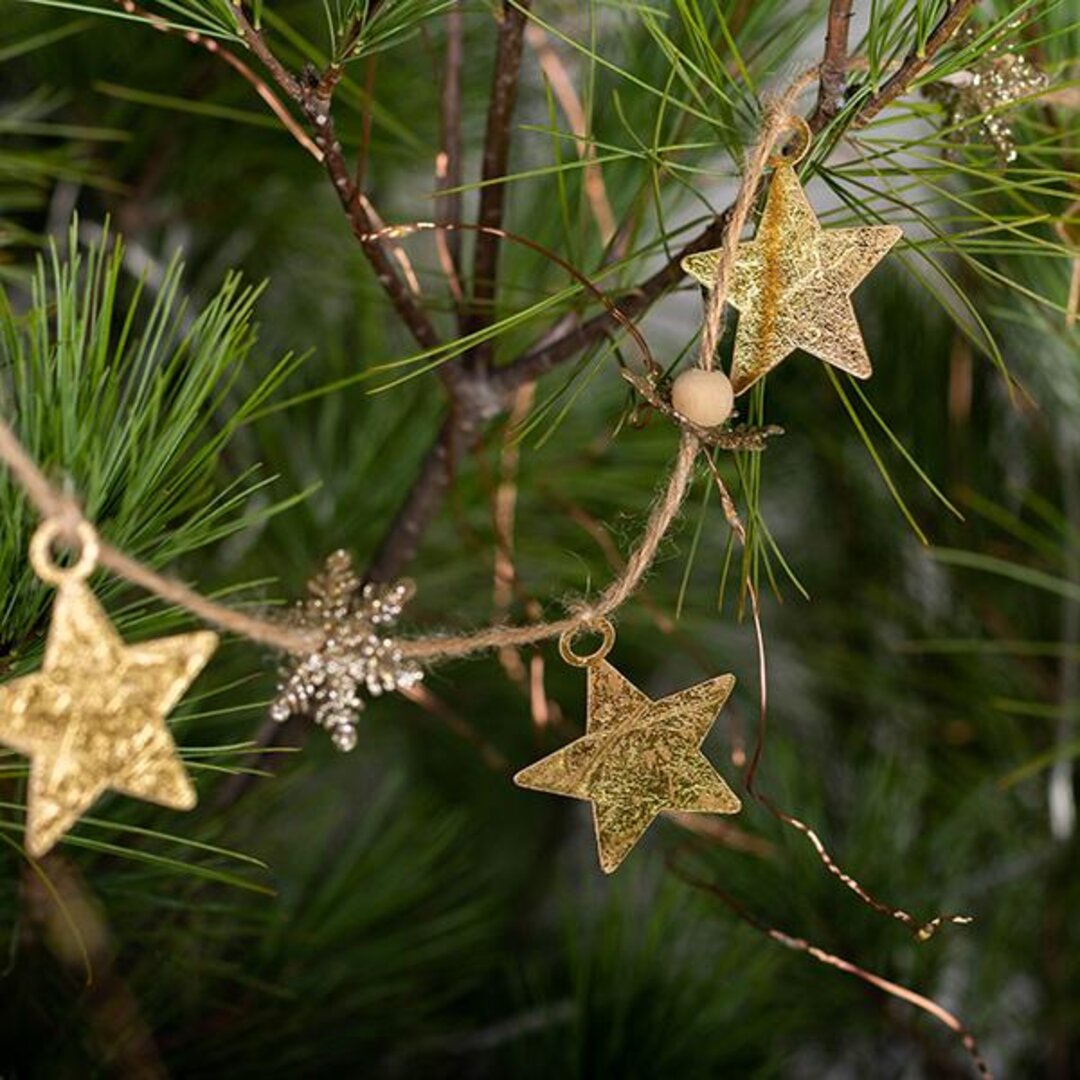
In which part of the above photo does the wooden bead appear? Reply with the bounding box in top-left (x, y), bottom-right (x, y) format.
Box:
top-left (670, 369), bottom-right (734, 428)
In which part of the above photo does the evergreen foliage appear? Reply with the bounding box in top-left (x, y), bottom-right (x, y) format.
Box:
top-left (0, 1), bottom-right (1077, 1075)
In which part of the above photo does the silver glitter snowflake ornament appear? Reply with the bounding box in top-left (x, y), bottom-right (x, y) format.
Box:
top-left (270, 551), bottom-right (423, 751)
top-left (925, 25), bottom-right (1049, 164)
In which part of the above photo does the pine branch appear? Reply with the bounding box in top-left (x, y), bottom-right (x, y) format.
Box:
top-left (80, 0), bottom-right (991, 801)
top-left (347, 0), bottom-right (987, 606)
top-left (495, 0), bottom-right (983, 393)
top-left (228, 2), bottom-right (442, 354)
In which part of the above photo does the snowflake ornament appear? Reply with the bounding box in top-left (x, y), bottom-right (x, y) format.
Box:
top-left (925, 25), bottom-right (1049, 164)
top-left (270, 551), bottom-right (422, 751)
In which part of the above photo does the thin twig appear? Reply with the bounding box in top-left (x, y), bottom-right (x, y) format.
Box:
top-left (465, 1), bottom-right (533, 367)
top-left (402, 684), bottom-right (510, 771)
top-left (436, 2), bottom-right (464, 298)
top-left (112, 0), bottom-right (322, 160)
top-left (526, 23), bottom-right (616, 244)
top-left (228, 3), bottom-right (442, 354)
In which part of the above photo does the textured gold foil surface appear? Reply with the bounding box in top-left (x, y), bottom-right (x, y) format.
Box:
top-left (514, 660), bottom-right (740, 873)
top-left (0, 581), bottom-right (216, 856)
top-left (683, 163), bottom-right (902, 395)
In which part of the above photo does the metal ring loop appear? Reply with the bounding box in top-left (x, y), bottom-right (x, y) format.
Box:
top-left (30, 519), bottom-right (99, 587)
top-left (558, 617), bottom-right (616, 668)
top-left (767, 114), bottom-right (812, 168)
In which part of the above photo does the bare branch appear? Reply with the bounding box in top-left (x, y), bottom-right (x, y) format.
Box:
top-left (811, 0), bottom-right (854, 127)
top-left (465, 1), bottom-right (533, 366)
top-left (491, 205), bottom-right (741, 395)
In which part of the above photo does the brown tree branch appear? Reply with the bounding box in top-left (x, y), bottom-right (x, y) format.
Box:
top-left (229, 4), bottom-right (443, 354)
top-left (853, 0), bottom-right (979, 127)
top-left (491, 206), bottom-right (739, 395)
top-left (465, 1), bottom-right (533, 367)
top-left (811, 0), bottom-right (855, 127)
top-left (366, 414), bottom-right (460, 584)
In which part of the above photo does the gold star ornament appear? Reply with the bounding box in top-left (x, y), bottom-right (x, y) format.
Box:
top-left (0, 521), bottom-right (216, 857)
top-left (514, 619), bottom-right (740, 873)
top-left (683, 121), bottom-right (902, 395)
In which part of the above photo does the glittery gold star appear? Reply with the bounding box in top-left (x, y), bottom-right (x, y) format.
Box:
top-left (683, 164), bottom-right (902, 395)
top-left (0, 581), bottom-right (216, 856)
top-left (514, 662), bottom-right (740, 873)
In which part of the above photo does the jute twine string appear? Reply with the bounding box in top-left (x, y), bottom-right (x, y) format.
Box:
top-left (0, 75), bottom-right (813, 664)
top-left (0, 420), bottom-right (317, 654)
top-left (697, 70), bottom-right (818, 371)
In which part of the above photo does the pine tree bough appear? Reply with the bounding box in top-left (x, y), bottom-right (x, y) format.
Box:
top-left (89, 0), bottom-right (984, 773)
top-left (218, 1), bottom-right (982, 594)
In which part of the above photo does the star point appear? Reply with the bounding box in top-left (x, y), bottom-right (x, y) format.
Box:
top-left (514, 661), bottom-right (740, 873)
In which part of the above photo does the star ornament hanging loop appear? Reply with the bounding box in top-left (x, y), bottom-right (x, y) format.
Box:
top-left (0, 519), bottom-right (216, 857)
top-left (683, 115), bottom-right (902, 396)
top-left (514, 617), bottom-right (741, 874)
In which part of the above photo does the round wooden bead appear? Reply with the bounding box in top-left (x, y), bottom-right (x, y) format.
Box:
top-left (670, 369), bottom-right (734, 428)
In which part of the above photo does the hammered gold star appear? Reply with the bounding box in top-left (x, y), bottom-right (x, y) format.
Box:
top-left (0, 580), bottom-right (216, 857)
top-left (514, 661), bottom-right (740, 873)
top-left (683, 164), bottom-right (902, 395)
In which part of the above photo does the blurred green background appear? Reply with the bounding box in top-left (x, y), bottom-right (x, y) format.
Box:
top-left (0, 1), bottom-right (1077, 1076)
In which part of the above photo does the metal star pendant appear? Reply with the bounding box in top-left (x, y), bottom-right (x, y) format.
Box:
top-left (0, 579), bottom-right (216, 857)
top-left (683, 163), bottom-right (902, 395)
top-left (514, 652), bottom-right (740, 873)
